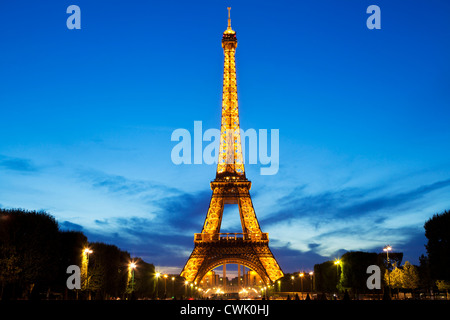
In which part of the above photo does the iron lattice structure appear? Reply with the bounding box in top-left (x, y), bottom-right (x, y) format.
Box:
top-left (180, 8), bottom-right (284, 285)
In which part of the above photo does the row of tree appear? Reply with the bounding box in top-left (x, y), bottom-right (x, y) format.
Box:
top-left (0, 208), bottom-right (159, 300)
top-left (2, 207), bottom-right (448, 300)
top-left (309, 210), bottom-right (450, 298)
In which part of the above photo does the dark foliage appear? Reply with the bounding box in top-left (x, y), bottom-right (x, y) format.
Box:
top-left (424, 210), bottom-right (450, 281)
top-left (0, 208), bottom-right (154, 300)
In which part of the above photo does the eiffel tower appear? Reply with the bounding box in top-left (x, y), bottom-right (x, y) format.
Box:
top-left (180, 8), bottom-right (283, 286)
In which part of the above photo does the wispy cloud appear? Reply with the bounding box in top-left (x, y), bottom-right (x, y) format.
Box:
top-left (68, 169), bottom-right (211, 266)
top-left (78, 169), bottom-right (180, 199)
top-left (341, 178), bottom-right (450, 217)
top-left (0, 155), bottom-right (39, 173)
top-left (262, 178), bottom-right (450, 224)
top-left (153, 190), bottom-right (211, 233)
top-left (60, 220), bottom-right (84, 231)
top-left (262, 177), bottom-right (450, 262)
top-left (58, 168), bottom-right (450, 270)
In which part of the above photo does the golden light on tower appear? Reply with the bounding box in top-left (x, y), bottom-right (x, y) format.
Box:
top-left (180, 8), bottom-right (283, 286)
top-left (217, 6), bottom-right (245, 177)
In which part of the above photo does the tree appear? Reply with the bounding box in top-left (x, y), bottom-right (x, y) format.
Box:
top-left (424, 210), bottom-right (450, 281)
top-left (384, 262), bottom-right (402, 298)
top-left (339, 251), bottom-right (379, 294)
top-left (436, 279), bottom-right (450, 297)
top-left (418, 254), bottom-right (433, 291)
top-left (0, 208), bottom-right (156, 300)
top-left (314, 261), bottom-right (338, 293)
top-left (89, 242), bottom-right (130, 299)
top-left (56, 231), bottom-right (88, 299)
top-left (0, 245), bottom-right (21, 299)
top-left (378, 252), bottom-right (403, 273)
top-left (384, 261), bottom-right (420, 297)
top-left (401, 261), bottom-right (419, 291)
top-left (132, 259), bottom-right (156, 298)
top-left (0, 209), bottom-right (60, 299)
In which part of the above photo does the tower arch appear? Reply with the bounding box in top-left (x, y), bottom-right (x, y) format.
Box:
top-left (196, 257), bottom-right (270, 286)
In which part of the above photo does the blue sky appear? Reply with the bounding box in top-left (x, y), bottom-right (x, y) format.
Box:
top-left (1, 0), bottom-right (450, 275)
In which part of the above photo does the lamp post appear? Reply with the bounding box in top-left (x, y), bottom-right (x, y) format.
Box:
top-left (383, 245), bottom-right (392, 298)
top-left (299, 272), bottom-right (304, 299)
top-left (334, 259), bottom-right (341, 278)
top-left (172, 277), bottom-right (175, 299)
top-left (164, 274), bottom-right (168, 298)
top-left (309, 272), bottom-right (314, 292)
top-left (334, 259), bottom-right (341, 297)
top-left (129, 262), bottom-right (137, 292)
top-left (83, 248), bottom-right (93, 299)
top-left (155, 272), bottom-right (161, 299)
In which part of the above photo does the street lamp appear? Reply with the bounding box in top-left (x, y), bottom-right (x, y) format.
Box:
top-left (334, 259), bottom-right (341, 296)
top-left (83, 248), bottom-right (93, 299)
top-left (383, 245), bottom-right (392, 263)
top-left (172, 277), bottom-right (175, 299)
top-left (155, 272), bottom-right (161, 299)
top-left (299, 272), bottom-right (304, 299)
top-left (334, 259), bottom-right (341, 277)
top-left (383, 245), bottom-right (392, 297)
top-left (129, 262), bottom-right (137, 292)
top-left (164, 274), bottom-right (168, 298)
top-left (309, 272), bottom-right (314, 292)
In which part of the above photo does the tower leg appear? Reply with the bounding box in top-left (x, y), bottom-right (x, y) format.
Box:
top-left (244, 266), bottom-right (247, 286)
top-left (238, 263), bottom-right (241, 289)
top-left (223, 263), bottom-right (226, 291)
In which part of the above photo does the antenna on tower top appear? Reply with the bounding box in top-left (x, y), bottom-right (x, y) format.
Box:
top-left (227, 7), bottom-right (232, 29)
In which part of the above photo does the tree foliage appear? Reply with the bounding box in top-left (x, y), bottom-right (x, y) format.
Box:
top-left (339, 251), bottom-right (379, 293)
top-left (314, 260), bottom-right (338, 293)
top-left (424, 210), bottom-right (450, 281)
top-left (132, 258), bottom-right (156, 298)
top-left (88, 242), bottom-right (130, 299)
top-left (0, 209), bottom-right (60, 298)
top-left (384, 261), bottom-right (419, 291)
top-left (0, 208), bottom-right (154, 300)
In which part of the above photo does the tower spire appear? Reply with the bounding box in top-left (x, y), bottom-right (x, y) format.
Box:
top-left (224, 7), bottom-right (235, 34)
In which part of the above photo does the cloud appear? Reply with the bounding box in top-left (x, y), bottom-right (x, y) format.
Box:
top-left (60, 220), bottom-right (84, 231)
top-left (0, 155), bottom-right (39, 173)
top-left (79, 169), bottom-right (180, 199)
top-left (153, 190), bottom-right (212, 233)
top-left (60, 167), bottom-right (450, 272)
top-left (270, 244), bottom-right (332, 272)
top-left (76, 168), bottom-right (212, 233)
top-left (341, 178), bottom-right (450, 217)
top-left (262, 178), bottom-right (450, 225)
top-left (63, 170), bottom-right (213, 267)
top-left (261, 177), bottom-right (450, 267)
top-left (80, 215), bottom-right (195, 268)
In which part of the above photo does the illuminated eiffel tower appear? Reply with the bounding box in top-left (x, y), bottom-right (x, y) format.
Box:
top-left (180, 8), bottom-right (283, 286)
